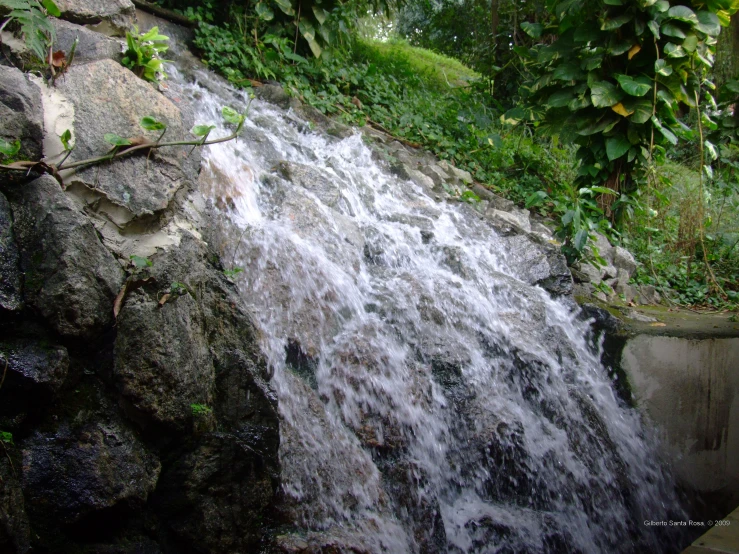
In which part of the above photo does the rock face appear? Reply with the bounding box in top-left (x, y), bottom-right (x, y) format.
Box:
top-left (58, 59), bottom-right (196, 221)
top-left (0, 65), bottom-right (43, 165)
top-left (0, 192), bottom-right (22, 312)
top-left (54, 0), bottom-right (136, 36)
top-left (8, 175), bottom-right (125, 339)
top-left (0, 12), bottom-right (280, 554)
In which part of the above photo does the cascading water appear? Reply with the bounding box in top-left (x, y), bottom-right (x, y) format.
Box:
top-left (169, 59), bottom-right (688, 553)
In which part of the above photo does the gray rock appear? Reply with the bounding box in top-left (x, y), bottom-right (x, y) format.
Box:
top-left (636, 285), bottom-right (661, 305)
top-left (275, 161), bottom-right (342, 207)
top-left (612, 246), bottom-right (637, 277)
top-left (0, 453), bottom-right (30, 554)
top-left (438, 160), bottom-right (472, 184)
top-left (486, 207), bottom-right (531, 233)
top-left (156, 432), bottom-right (279, 552)
top-left (589, 232), bottom-right (613, 262)
top-left (254, 84), bottom-right (291, 109)
top-left (21, 390), bottom-right (160, 525)
top-left (8, 175), bottom-right (125, 339)
top-left (615, 281), bottom-right (636, 303)
top-left (52, 19), bottom-right (124, 64)
top-left (57, 59), bottom-right (195, 220)
top-left (407, 168), bottom-right (435, 193)
top-left (0, 339), bottom-right (68, 416)
top-left (0, 65), bottom-right (43, 167)
top-left (602, 264), bottom-right (618, 279)
top-left (418, 164), bottom-right (449, 186)
top-left (0, 192), bottom-right (22, 312)
top-left (505, 234), bottom-right (573, 297)
top-left (573, 282), bottom-right (596, 298)
top-left (114, 235), bottom-right (274, 433)
top-left (624, 308), bottom-right (657, 323)
top-left (54, 0), bottom-right (135, 36)
top-left (573, 261), bottom-right (603, 284)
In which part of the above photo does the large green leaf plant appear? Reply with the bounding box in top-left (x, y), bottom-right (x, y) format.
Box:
top-left (511, 0), bottom-right (739, 260)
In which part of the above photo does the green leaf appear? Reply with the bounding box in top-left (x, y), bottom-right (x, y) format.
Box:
top-left (548, 89), bottom-right (575, 107)
top-left (312, 5), bottom-right (328, 25)
top-left (255, 2), bottom-right (274, 20)
top-left (648, 20), bottom-right (661, 38)
top-left (661, 22), bottom-right (687, 38)
top-left (104, 133), bottom-right (131, 146)
top-left (553, 62), bottom-right (583, 81)
top-left (521, 22), bottom-right (544, 38)
top-left (140, 116), bottom-right (166, 131)
top-left (591, 80), bottom-right (623, 107)
top-left (191, 124), bottom-right (215, 137)
top-left (221, 106), bottom-right (244, 126)
top-left (664, 43), bottom-right (686, 58)
top-left (130, 255), bottom-right (152, 268)
top-left (616, 74), bottom-right (652, 96)
top-left (41, 0), bottom-right (61, 16)
top-left (573, 229), bottom-right (589, 252)
top-left (59, 129), bottom-right (72, 151)
top-left (606, 135), bottom-right (631, 160)
top-left (590, 186), bottom-right (618, 195)
top-left (574, 25), bottom-right (601, 42)
top-left (623, 97), bottom-right (653, 123)
top-left (704, 140), bottom-right (718, 161)
top-left (0, 139), bottom-right (21, 158)
top-left (653, 0), bottom-right (670, 12)
top-left (601, 14), bottom-right (632, 30)
top-left (666, 5), bottom-right (698, 23)
top-left (526, 190), bottom-right (549, 207)
top-left (651, 116), bottom-right (678, 144)
top-left (273, 0), bottom-right (295, 16)
top-left (654, 59), bottom-right (673, 76)
top-left (682, 34), bottom-right (698, 52)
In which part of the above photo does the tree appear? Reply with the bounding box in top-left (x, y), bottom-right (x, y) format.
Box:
top-left (508, 0), bottom-right (739, 260)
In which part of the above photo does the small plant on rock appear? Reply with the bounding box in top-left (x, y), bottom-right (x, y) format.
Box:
top-left (121, 25), bottom-right (170, 83)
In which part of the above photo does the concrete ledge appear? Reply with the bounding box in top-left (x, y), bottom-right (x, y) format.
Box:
top-left (682, 505), bottom-right (739, 553)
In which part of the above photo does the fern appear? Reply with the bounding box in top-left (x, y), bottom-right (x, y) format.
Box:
top-left (0, 0), bottom-right (59, 61)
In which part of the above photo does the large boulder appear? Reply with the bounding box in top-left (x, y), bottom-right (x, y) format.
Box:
top-left (0, 450), bottom-right (30, 554)
top-left (0, 192), bottom-right (22, 312)
top-left (52, 19), bottom-right (124, 64)
top-left (155, 432), bottom-right (278, 553)
top-left (0, 65), bottom-right (43, 166)
top-left (21, 387), bottom-right (160, 527)
top-left (57, 59), bottom-right (198, 223)
top-left (54, 0), bottom-right (136, 36)
top-left (0, 339), bottom-right (69, 418)
top-left (8, 175), bottom-right (125, 339)
top-left (114, 235), bottom-right (276, 433)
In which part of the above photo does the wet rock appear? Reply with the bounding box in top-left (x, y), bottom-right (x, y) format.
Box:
top-left (504, 234), bottom-right (573, 297)
top-left (57, 59), bottom-right (196, 221)
top-left (0, 192), bottom-right (22, 312)
top-left (418, 164), bottom-right (450, 186)
top-left (612, 246), bottom-right (637, 277)
top-left (486, 207), bottom-right (531, 233)
top-left (254, 84), bottom-right (292, 109)
top-left (438, 160), bottom-right (472, 184)
top-left (155, 432), bottom-right (278, 553)
top-left (115, 235), bottom-right (274, 435)
top-left (636, 284), bottom-right (661, 305)
top-left (276, 161), bottom-right (342, 207)
top-left (21, 396), bottom-right (160, 526)
top-left (0, 339), bottom-right (69, 417)
top-left (572, 260), bottom-right (602, 284)
top-left (0, 65), bottom-right (43, 167)
top-left (0, 451), bottom-right (30, 554)
top-left (52, 19), bottom-right (124, 64)
top-left (8, 175), bottom-right (125, 339)
top-left (54, 0), bottom-right (136, 36)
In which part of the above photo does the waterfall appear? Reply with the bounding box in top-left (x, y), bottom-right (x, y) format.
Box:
top-left (169, 62), bottom-right (687, 553)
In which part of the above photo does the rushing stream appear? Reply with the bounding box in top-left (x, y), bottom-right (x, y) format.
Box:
top-left (169, 59), bottom-right (687, 553)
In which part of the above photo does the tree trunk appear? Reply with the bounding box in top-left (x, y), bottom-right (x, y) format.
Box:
top-left (714, 12), bottom-right (739, 122)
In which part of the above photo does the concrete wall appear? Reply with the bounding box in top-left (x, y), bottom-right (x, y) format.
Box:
top-left (621, 336), bottom-right (739, 507)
